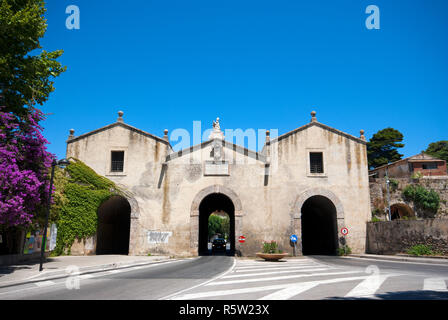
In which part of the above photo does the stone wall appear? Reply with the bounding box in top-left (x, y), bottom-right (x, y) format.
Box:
top-left (366, 219), bottom-right (448, 255)
top-left (369, 177), bottom-right (448, 220)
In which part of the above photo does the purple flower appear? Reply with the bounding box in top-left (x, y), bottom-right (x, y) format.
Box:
top-left (0, 107), bottom-right (54, 227)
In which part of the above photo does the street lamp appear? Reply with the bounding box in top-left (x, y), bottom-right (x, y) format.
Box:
top-left (385, 163), bottom-right (392, 221)
top-left (39, 158), bottom-right (70, 272)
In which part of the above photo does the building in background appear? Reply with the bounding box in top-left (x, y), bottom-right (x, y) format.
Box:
top-left (369, 152), bottom-right (447, 179)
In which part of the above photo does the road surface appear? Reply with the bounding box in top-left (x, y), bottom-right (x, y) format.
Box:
top-left (1, 255), bottom-right (447, 300)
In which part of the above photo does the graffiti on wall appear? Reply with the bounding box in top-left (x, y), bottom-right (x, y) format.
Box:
top-left (147, 231), bottom-right (173, 244)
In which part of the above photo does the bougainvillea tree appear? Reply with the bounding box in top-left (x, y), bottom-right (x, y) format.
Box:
top-left (0, 0), bottom-right (65, 233)
top-left (0, 106), bottom-right (54, 227)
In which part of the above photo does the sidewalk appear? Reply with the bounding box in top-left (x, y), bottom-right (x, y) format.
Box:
top-left (0, 255), bottom-right (173, 289)
top-left (347, 253), bottom-right (448, 264)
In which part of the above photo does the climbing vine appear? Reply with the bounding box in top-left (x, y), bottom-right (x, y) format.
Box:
top-left (52, 159), bottom-right (121, 255)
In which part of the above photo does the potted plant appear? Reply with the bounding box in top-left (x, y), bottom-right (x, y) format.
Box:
top-left (256, 241), bottom-right (289, 261)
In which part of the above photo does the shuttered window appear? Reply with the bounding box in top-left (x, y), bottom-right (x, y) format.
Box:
top-left (111, 151), bottom-right (124, 172)
top-left (310, 152), bottom-right (324, 174)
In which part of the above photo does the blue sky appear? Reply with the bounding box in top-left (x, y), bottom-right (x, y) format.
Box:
top-left (41, 0), bottom-right (448, 159)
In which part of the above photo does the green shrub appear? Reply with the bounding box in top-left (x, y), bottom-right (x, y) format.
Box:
top-left (337, 245), bottom-right (352, 256)
top-left (262, 241), bottom-right (283, 254)
top-left (389, 179), bottom-right (399, 192)
top-left (402, 185), bottom-right (440, 213)
top-left (411, 171), bottom-right (423, 180)
top-left (406, 244), bottom-right (434, 256)
top-left (371, 216), bottom-right (381, 222)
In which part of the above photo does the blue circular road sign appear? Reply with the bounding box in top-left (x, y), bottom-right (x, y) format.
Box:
top-left (290, 234), bottom-right (298, 243)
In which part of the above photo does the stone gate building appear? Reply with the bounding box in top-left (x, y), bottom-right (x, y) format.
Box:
top-left (65, 111), bottom-right (371, 256)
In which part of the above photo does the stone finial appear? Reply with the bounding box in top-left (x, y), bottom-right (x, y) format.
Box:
top-left (209, 117), bottom-right (224, 140)
top-left (265, 130), bottom-right (270, 144)
top-left (163, 129), bottom-right (169, 141)
top-left (117, 111), bottom-right (124, 123)
top-left (68, 129), bottom-right (75, 140)
top-left (311, 110), bottom-right (317, 122)
top-left (360, 129), bottom-right (366, 141)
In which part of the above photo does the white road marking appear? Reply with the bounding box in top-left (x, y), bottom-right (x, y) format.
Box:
top-left (423, 278), bottom-right (447, 291)
top-left (234, 265), bottom-right (320, 273)
top-left (224, 267), bottom-right (331, 279)
top-left (159, 257), bottom-right (237, 301)
top-left (172, 275), bottom-right (374, 300)
top-left (258, 282), bottom-right (318, 300)
top-left (345, 265), bottom-right (389, 298)
top-left (344, 274), bottom-right (390, 297)
top-left (236, 261), bottom-right (316, 268)
top-left (34, 280), bottom-right (55, 287)
top-left (206, 270), bottom-right (358, 286)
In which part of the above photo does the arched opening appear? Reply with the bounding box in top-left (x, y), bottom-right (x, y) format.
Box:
top-left (96, 195), bottom-right (131, 255)
top-left (301, 195), bottom-right (338, 255)
top-left (390, 203), bottom-right (414, 220)
top-left (198, 193), bottom-right (235, 256)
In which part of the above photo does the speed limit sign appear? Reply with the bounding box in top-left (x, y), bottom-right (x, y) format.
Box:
top-left (341, 227), bottom-right (349, 236)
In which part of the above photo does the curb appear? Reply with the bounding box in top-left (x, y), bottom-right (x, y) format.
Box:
top-left (0, 256), bottom-right (176, 289)
top-left (346, 254), bottom-right (448, 265)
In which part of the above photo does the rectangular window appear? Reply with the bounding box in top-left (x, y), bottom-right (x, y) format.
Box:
top-left (111, 151), bottom-right (124, 172)
top-left (310, 152), bottom-right (324, 173)
top-left (422, 162), bottom-right (437, 170)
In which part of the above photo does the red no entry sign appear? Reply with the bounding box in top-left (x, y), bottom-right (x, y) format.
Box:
top-left (341, 227), bottom-right (349, 236)
top-left (238, 236), bottom-right (246, 243)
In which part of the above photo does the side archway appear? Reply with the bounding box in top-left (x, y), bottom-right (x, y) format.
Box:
top-left (390, 202), bottom-right (415, 220)
top-left (291, 188), bottom-right (345, 255)
top-left (96, 195), bottom-right (131, 255)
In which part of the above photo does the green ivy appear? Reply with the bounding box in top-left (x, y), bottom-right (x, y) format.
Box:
top-left (52, 159), bottom-right (120, 255)
top-left (402, 185), bottom-right (440, 213)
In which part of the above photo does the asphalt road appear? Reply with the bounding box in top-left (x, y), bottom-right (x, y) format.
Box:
top-left (0, 256), bottom-right (234, 300)
top-left (1, 255), bottom-right (447, 300)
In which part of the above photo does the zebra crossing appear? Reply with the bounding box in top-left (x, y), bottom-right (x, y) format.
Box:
top-left (166, 257), bottom-right (448, 300)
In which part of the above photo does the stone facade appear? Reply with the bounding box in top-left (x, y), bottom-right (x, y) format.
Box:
top-left (369, 177), bottom-right (448, 220)
top-left (366, 219), bottom-right (448, 255)
top-left (65, 111), bottom-right (371, 256)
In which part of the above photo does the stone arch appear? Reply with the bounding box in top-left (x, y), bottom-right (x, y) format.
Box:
top-left (291, 188), bottom-right (345, 255)
top-left (390, 202), bottom-right (415, 220)
top-left (292, 188), bottom-right (344, 220)
top-left (191, 185), bottom-right (243, 217)
top-left (190, 185), bottom-right (243, 255)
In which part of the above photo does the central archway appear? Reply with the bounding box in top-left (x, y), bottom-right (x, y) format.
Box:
top-left (191, 185), bottom-right (243, 256)
top-left (198, 193), bottom-right (235, 255)
top-left (301, 195), bottom-right (338, 255)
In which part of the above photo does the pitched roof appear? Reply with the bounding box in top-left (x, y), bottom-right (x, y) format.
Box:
top-left (166, 138), bottom-right (266, 163)
top-left (67, 121), bottom-right (170, 146)
top-left (268, 121), bottom-right (366, 145)
top-left (369, 152), bottom-right (445, 172)
top-left (407, 152), bottom-right (443, 162)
